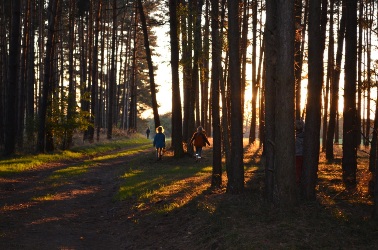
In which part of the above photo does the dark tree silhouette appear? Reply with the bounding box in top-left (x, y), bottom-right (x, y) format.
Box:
top-left (37, 0), bottom-right (59, 153)
top-left (4, 0), bottom-right (21, 156)
top-left (211, 0), bottom-right (222, 188)
top-left (227, 0), bottom-right (244, 194)
top-left (302, 0), bottom-right (323, 200)
top-left (342, 0), bottom-right (358, 189)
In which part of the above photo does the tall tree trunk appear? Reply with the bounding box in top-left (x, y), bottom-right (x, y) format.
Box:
top-left (369, 86), bottom-right (378, 197)
top-left (4, 0), bottom-right (21, 156)
top-left (357, 1), bottom-right (363, 147)
top-left (181, 0), bottom-right (191, 141)
top-left (0, 0), bottom-right (7, 149)
top-left (193, 0), bottom-right (204, 129)
top-left (211, 0), bottom-right (222, 188)
top-left (227, 0), bottom-right (244, 194)
top-left (107, 0), bottom-right (117, 139)
top-left (342, 0), bottom-right (358, 189)
top-left (37, 0), bottom-right (59, 153)
top-left (18, 2), bottom-right (29, 149)
top-left (249, 0), bottom-right (258, 144)
top-left (169, 0), bottom-right (184, 157)
top-left (326, 2), bottom-right (345, 160)
top-left (264, 0), bottom-right (277, 202)
top-left (202, 0), bottom-right (211, 135)
top-left (129, 5), bottom-right (138, 132)
top-left (26, 0), bottom-right (36, 144)
top-left (302, 0), bottom-right (323, 201)
top-left (137, 0), bottom-right (160, 129)
top-left (324, 0), bottom-right (335, 153)
top-left (89, 0), bottom-right (102, 142)
top-left (364, 2), bottom-right (371, 147)
top-left (275, 0), bottom-right (296, 207)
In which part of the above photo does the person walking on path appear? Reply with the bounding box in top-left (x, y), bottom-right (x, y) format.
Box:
top-left (153, 126), bottom-right (166, 160)
top-left (190, 126), bottom-right (210, 161)
top-left (146, 127), bottom-right (151, 139)
top-left (295, 119), bottom-right (305, 185)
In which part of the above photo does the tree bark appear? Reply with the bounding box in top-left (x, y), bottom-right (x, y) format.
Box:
top-left (37, 0), bottom-right (59, 153)
top-left (264, 0), bottom-right (277, 202)
top-left (211, 0), bottom-right (222, 188)
top-left (275, 0), bottom-right (296, 207)
top-left (4, 0), bottom-right (21, 156)
top-left (169, 0), bottom-right (184, 158)
top-left (342, 0), bottom-right (358, 189)
top-left (226, 0), bottom-right (244, 194)
top-left (302, 0), bottom-right (323, 201)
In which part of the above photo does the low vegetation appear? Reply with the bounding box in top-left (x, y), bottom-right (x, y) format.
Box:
top-left (1, 136), bottom-right (377, 249)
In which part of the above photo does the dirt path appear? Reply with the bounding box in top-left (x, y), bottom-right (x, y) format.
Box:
top-left (0, 146), bottom-right (157, 249)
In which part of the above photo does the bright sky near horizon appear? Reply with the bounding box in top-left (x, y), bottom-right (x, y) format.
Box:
top-left (142, 25), bottom-right (173, 118)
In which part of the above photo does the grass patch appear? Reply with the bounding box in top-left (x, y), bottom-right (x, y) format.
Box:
top-left (0, 137), bottom-right (151, 177)
top-left (117, 163), bottom-right (210, 202)
top-left (48, 163), bottom-right (93, 181)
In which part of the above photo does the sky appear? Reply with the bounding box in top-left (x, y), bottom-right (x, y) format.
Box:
top-left (142, 25), bottom-right (173, 118)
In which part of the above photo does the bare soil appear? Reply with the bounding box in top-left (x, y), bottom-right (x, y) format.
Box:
top-left (1, 144), bottom-right (378, 250)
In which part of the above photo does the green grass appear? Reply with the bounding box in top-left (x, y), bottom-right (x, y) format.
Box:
top-left (0, 137), bottom-right (151, 177)
top-left (117, 161), bottom-right (211, 202)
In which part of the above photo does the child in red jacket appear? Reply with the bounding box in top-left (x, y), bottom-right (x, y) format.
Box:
top-left (190, 126), bottom-right (210, 160)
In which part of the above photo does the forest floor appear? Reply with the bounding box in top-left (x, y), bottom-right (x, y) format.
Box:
top-left (1, 138), bottom-right (378, 249)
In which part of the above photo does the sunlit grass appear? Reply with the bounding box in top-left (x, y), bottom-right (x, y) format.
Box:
top-left (0, 137), bottom-right (151, 176)
top-left (117, 153), bottom-right (212, 215)
top-left (32, 193), bottom-right (55, 201)
top-left (70, 138), bottom-right (151, 155)
top-left (48, 163), bottom-right (93, 181)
